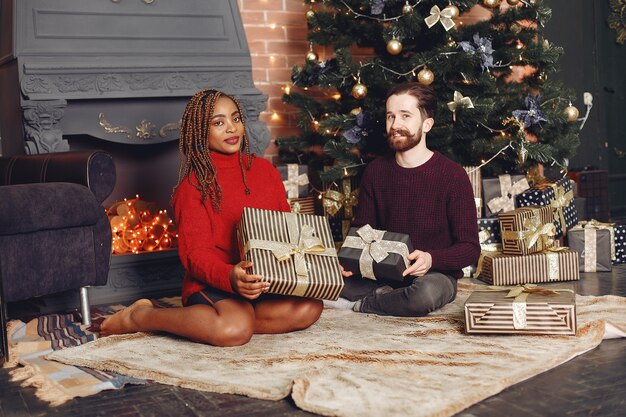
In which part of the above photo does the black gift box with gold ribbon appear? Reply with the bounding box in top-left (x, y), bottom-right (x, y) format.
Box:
top-left (338, 224), bottom-right (414, 282)
top-left (238, 207), bottom-right (344, 300)
top-left (516, 177), bottom-right (578, 238)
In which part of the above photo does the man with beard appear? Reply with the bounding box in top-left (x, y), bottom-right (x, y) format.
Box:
top-left (335, 82), bottom-right (480, 317)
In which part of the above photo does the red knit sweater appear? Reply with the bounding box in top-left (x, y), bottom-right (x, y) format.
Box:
top-left (172, 152), bottom-right (290, 305)
top-left (354, 151), bottom-right (480, 278)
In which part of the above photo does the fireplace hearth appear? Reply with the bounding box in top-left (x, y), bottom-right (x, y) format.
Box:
top-left (0, 0), bottom-right (269, 306)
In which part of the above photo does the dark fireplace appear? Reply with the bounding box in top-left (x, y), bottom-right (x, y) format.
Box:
top-left (0, 0), bottom-right (270, 305)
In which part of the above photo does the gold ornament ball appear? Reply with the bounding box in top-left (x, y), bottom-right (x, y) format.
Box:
top-left (386, 38), bottom-right (403, 55)
top-left (417, 68), bottom-right (434, 85)
top-left (402, 3), bottom-right (413, 14)
top-left (350, 107), bottom-right (362, 116)
top-left (446, 5), bottom-right (460, 19)
top-left (482, 0), bottom-right (501, 8)
top-left (306, 9), bottom-right (315, 19)
top-left (352, 83), bottom-right (368, 99)
top-left (564, 105), bottom-right (580, 122)
top-left (506, 0), bottom-right (521, 5)
top-left (305, 50), bottom-right (318, 62)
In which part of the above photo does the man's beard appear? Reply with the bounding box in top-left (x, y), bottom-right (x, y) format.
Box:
top-left (386, 127), bottom-right (422, 152)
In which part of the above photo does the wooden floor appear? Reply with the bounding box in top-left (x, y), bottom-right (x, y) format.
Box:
top-left (1, 265), bottom-right (625, 417)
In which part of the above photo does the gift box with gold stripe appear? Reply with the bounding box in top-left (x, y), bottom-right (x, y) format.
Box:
top-left (567, 220), bottom-right (614, 272)
top-left (463, 166), bottom-right (482, 218)
top-left (516, 177), bottom-right (577, 238)
top-left (475, 248), bottom-right (579, 286)
top-left (338, 224), bottom-right (414, 282)
top-left (464, 284), bottom-right (576, 335)
top-left (498, 206), bottom-right (556, 256)
top-left (482, 174), bottom-right (529, 217)
top-left (238, 207), bottom-right (344, 300)
top-left (288, 196), bottom-right (317, 215)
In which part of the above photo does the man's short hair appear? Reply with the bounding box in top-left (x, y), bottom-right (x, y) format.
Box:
top-left (386, 82), bottom-right (437, 119)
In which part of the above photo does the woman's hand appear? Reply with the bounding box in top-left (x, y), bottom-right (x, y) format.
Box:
top-left (229, 261), bottom-right (269, 300)
top-left (402, 250), bottom-right (432, 277)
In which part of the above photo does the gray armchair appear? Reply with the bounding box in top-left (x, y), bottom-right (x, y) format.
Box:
top-left (0, 151), bottom-right (116, 361)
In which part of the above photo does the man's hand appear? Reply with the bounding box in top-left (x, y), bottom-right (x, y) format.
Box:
top-left (339, 263), bottom-right (354, 278)
top-left (229, 261), bottom-right (269, 300)
top-left (403, 250), bottom-right (432, 277)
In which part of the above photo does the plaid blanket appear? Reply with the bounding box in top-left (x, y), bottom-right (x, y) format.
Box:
top-left (5, 297), bottom-right (180, 406)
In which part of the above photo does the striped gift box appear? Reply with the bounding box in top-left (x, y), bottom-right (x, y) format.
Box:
top-left (289, 196), bottom-right (316, 215)
top-left (238, 207), bottom-right (344, 300)
top-left (499, 206), bottom-right (556, 255)
top-left (463, 166), bottom-right (482, 218)
top-left (476, 249), bottom-right (579, 285)
top-left (464, 287), bottom-right (576, 335)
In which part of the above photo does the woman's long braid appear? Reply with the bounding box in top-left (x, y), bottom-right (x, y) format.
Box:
top-left (174, 89), bottom-right (254, 210)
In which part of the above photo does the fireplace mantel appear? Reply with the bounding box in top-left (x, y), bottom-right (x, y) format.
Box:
top-left (0, 0), bottom-right (270, 155)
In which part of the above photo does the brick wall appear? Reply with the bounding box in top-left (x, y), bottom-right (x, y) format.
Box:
top-left (237, 0), bottom-right (313, 162)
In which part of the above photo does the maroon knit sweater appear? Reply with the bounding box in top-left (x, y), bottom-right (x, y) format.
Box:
top-left (172, 152), bottom-right (290, 305)
top-left (354, 151), bottom-right (480, 278)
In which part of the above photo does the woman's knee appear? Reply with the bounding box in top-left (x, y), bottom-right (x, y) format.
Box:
top-left (207, 321), bottom-right (254, 346)
top-left (290, 299), bottom-right (323, 330)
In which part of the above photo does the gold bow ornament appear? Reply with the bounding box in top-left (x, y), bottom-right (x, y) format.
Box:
top-left (243, 213), bottom-right (337, 296)
top-left (424, 5), bottom-right (456, 32)
top-left (475, 284), bottom-right (574, 329)
top-left (342, 224), bottom-right (410, 280)
top-left (323, 177), bottom-right (359, 219)
top-left (447, 91), bottom-right (474, 122)
top-left (501, 210), bottom-right (556, 252)
top-left (487, 174), bottom-right (530, 214)
top-left (282, 164), bottom-right (309, 199)
top-left (469, 229), bottom-right (502, 279)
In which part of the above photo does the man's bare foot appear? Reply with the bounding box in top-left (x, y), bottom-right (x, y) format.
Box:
top-left (99, 299), bottom-right (153, 336)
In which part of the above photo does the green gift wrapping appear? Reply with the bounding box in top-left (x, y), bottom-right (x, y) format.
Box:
top-left (338, 225), bottom-right (414, 282)
top-left (476, 247), bottom-right (579, 286)
top-left (238, 207), bottom-right (344, 300)
top-left (499, 206), bottom-right (556, 255)
top-left (464, 284), bottom-right (576, 335)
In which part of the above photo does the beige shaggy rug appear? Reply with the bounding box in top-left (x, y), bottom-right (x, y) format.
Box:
top-left (48, 285), bottom-right (626, 417)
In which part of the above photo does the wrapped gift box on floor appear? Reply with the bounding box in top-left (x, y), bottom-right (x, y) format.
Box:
top-left (463, 166), bottom-right (482, 217)
top-left (483, 174), bottom-right (529, 217)
top-left (478, 217), bottom-right (501, 247)
top-left (476, 248), bottom-right (579, 285)
top-left (278, 164), bottom-right (309, 198)
top-left (338, 224), bottom-right (414, 282)
top-left (499, 206), bottom-right (556, 255)
top-left (289, 196), bottom-right (316, 215)
top-left (238, 207), bottom-right (344, 300)
top-left (615, 224), bottom-right (626, 264)
top-left (516, 177), bottom-right (577, 238)
top-left (464, 284), bottom-right (576, 335)
top-left (567, 221), bottom-right (614, 272)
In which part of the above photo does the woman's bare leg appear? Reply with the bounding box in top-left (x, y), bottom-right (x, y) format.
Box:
top-left (100, 298), bottom-right (256, 346)
top-left (252, 297), bottom-right (323, 334)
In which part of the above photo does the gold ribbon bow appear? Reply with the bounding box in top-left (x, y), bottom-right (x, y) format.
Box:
top-left (548, 183), bottom-right (574, 234)
top-left (244, 213), bottom-right (336, 296)
top-left (502, 211), bottom-right (556, 250)
top-left (342, 224), bottom-right (410, 280)
top-left (487, 174), bottom-right (530, 214)
top-left (447, 91), bottom-right (474, 122)
top-left (282, 164), bottom-right (309, 199)
top-left (424, 5), bottom-right (455, 31)
top-left (476, 284), bottom-right (573, 329)
top-left (323, 178), bottom-right (359, 219)
top-left (478, 229), bottom-right (501, 252)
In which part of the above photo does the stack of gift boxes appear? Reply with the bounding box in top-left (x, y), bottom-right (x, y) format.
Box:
top-left (463, 170), bottom-right (625, 335)
top-left (278, 163), bottom-right (317, 216)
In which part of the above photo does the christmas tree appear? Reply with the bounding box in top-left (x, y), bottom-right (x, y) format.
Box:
top-left (278, 0), bottom-right (583, 186)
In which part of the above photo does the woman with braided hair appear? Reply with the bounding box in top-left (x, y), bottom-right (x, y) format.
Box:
top-left (100, 89), bottom-right (323, 346)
